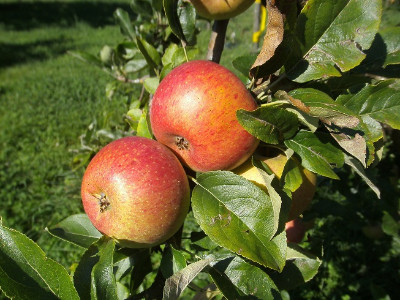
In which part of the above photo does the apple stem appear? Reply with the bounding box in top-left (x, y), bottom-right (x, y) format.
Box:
top-left (207, 19), bottom-right (230, 63)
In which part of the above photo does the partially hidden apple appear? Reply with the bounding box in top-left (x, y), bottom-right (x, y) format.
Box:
top-left (190, 0), bottom-right (255, 20)
top-left (235, 150), bottom-right (317, 221)
top-left (81, 136), bottom-right (190, 248)
top-left (150, 60), bottom-right (259, 172)
top-left (285, 218), bottom-right (306, 243)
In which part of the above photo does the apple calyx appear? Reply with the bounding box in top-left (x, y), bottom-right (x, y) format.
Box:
top-left (93, 192), bottom-right (110, 213)
top-left (175, 136), bottom-right (189, 150)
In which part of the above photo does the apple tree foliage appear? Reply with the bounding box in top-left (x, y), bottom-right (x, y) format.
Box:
top-left (1, 0), bottom-right (400, 299)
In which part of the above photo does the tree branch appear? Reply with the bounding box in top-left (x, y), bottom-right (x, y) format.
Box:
top-left (207, 19), bottom-right (230, 63)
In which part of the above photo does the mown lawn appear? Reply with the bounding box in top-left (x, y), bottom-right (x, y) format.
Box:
top-left (0, 0), bottom-right (132, 265)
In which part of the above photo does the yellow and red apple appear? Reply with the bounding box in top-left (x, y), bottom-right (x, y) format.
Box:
top-left (150, 60), bottom-right (259, 172)
top-left (81, 136), bottom-right (190, 248)
top-left (190, 0), bottom-right (255, 20)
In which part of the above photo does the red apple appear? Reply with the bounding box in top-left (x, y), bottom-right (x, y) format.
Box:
top-left (150, 60), bottom-right (259, 172)
top-left (285, 218), bottom-right (306, 243)
top-left (81, 136), bottom-right (190, 248)
top-left (190, 0), bottom-right (255, 20)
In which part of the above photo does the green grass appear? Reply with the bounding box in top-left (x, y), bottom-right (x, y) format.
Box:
top-left (0, 0), bottom-right (131, 265)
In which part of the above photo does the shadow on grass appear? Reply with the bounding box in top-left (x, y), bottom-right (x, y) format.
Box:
top-left (0, 38), bottom-right (73, 68)
top-left (0, 1), bottom-right (131, 30)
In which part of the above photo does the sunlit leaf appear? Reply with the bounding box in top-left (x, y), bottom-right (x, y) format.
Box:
top-left (284, 131), bottom-right (344, 179)
top-left (210, 256), bottom-right (281, 299)
top-left (0, 223), bottom-right (79, 300)
top-left (192, 171), bottom-right (286, 270)
top-left (46, 214), bottom-right (102, 248)
top-left (288, 0), bottom-right (382, 82)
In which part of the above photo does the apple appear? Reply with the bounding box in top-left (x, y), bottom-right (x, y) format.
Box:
top-left (81, 136), bottom-right (190, 248)
top-left (190, 0), bottom-right (255, 20)
top-left (362, 224), bottom-right (384, 240)
top-left (285, 218), bottom-right (306, 243)
top-left (234, 150), bottom-right (317, 221)
top-left (150, 60), bottom-right (259, 172)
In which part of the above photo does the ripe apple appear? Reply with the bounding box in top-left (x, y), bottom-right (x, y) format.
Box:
top-left (81, 136), bottom-right (190, 248)
top-left (150, 60), bottom-right (259, 172)
top-left (285, 218), bottom-right (306, 243)
top-left (190, 0), bottom-right (255, 20)
top-left (234, 150), bottom-right (317, 221)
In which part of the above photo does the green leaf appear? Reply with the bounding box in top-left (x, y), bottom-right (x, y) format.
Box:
top-left (124, 59), bottom-right (147, 73)
top-left (160, 245), bottom-right (187, 279)
top-left (284, 131), bottom-right (344, 179)
top-left (192, 171), bottom-right (287, 270)
top-left (345, 155), bottom-right (381, 199)
top-left (336, 80), bottom-right (400, 130)
top-left (190, 231), bottom-right (219, 251)
top-left (210, 256), bottom-right (281, 299)
top-left (288, 0), bottom-right (382, 82)
top-left (143, 77), bottom-right (159, 94)
top-left (114, 8), bottom-right (136, 41)
top-left (91, 238), bottom-right (118, 300)
top-left (136, 37), bottom-right (161, 71)
top-left (137, 106), bottom-right (153, 139)
top-left (46, 214), bottom-right (102, 248)
top-left (163, 0), bottom-right (196, 44)
top-left (0, 223), bottom-right (79, 300)
top-left (69, 51), bottom-right (104, 69)
top-left (163, 257), bottom-right (214, 300)
top-left (177, 0), bottom-right (197, 45)
top-left (382, 211), bottom-right (399, 237)
top-left (162, 43), bottom-right (179, 66)
top-left (270, 243), bottom-right (322, 290)
top-left (233, 54), bottom-right (258, 78)
top-left (237, 105), bottom-right (299, 145)
top-left (289, 88), bottom-right (359, 128)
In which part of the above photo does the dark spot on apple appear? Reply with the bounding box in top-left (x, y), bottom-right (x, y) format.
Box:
top-left (175, 136), bottom-right (189, 150)
top-left (95, 192), bottom-right (110, 213)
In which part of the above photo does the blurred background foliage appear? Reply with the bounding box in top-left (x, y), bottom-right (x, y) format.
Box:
top-left (0, 0), bottom-right (399, 299)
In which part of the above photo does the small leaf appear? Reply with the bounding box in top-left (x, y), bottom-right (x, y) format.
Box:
top-left (284, 131), bottom-right (344, 179)
top-left (91, 238), bottom-right (118, 300)
top-left (177, 0), bottom-right (197, 45)
top-left (288, 0), bottom-right (382, 82)
top-left (345, 155), bottom-right (380, 198)
top-left (382, 211), bottom-right (399, 237)
top-left (69, 51), bottom-right (103, 69)
top-left (160, 245), bottom-right (187, 279)
top-left (114, 8), bottom-right (136, 41)
top-left (124, 59), bottom-right (147, 73)
top-left (192, 171), bottom-right (287, 270)
top-left (136, 37), bottom-right (161, 71)
top-left (270, 243), bottom-right (322, 290)
top-left (46, 214), bottom-right (102, 248)
top-left (237, 105), bottom-right (299, 145)
top-left (163, 257), bottom-right (214, 300)
top-left (0, 223), bottom-right (79, 300)
top-left (143, 77), bottom-right (160, 94)
top-left (162, 43), bottom-right (179, 66)
top-left (210, 256), bottom-right (281, 299)
top-left (232, 54), bottom-right (258, 78)
top-left (137, 106), bottom-right (153, 139)
top-left (336, 80), bottom-right (400, 130)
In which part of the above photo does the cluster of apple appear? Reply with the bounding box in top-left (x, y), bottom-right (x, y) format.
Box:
top-left (81, 60), bottom-right (316, 248)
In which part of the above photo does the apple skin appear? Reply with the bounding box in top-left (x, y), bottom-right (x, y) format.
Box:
top-left (190, 0), bottom-right (255, 20)
top-left (81, 136), bottom-right (190, 248)
top-left (285, 218), bottom-right (306, 243)
top-left (150, 60), bottom-right (259, 172)
top-left (234, 152), bottom-right (317, 221)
